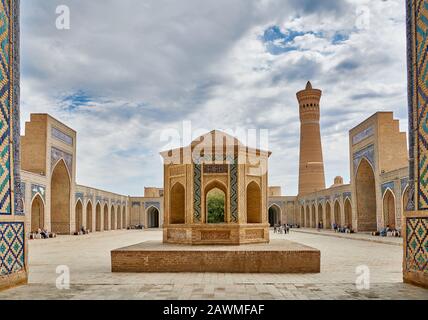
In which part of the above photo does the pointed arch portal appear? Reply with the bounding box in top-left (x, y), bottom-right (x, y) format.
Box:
top-left (86, 201), bottom-right (93, 232)
top-left (31, 195), bottom-right (44, 233)
top-left (147, 206), bottom-right (160, 228)
top-left (356, 159), bottom-right (377, 231)
top-left (51, 160), bottom-right (71, 234)
top-left (268, 204), bottom-right (281, 227)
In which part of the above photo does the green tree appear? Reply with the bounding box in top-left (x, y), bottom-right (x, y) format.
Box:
top-left (207, 189), bottom-right (225, 223)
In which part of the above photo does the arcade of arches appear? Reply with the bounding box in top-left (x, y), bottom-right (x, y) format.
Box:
top-left (21, 103), bottom-right (410, 238)
top-left (269, 111), bottom-right (409, 234)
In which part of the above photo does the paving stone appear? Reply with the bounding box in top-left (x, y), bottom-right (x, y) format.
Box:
top-left (0, 230), bottom-right (427, 300)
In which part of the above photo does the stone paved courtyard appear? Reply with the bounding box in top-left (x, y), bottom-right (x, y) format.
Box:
top-left (1, 230), bottom-right (427, 300)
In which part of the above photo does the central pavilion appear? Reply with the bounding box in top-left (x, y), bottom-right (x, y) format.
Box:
top-left (111, 131), bottom-right (319, 274)
top-left (160, 130), bottom-right (271, 245)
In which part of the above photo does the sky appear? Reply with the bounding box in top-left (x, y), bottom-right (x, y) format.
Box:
top-left (21, 0), bottom-right (408, 196)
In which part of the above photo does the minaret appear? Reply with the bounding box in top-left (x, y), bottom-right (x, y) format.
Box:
top-left (297, 81), bottom-right (326, 196)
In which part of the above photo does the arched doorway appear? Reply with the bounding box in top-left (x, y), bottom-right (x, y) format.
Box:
top-left (402, 186), bottom-right (409, 215)
top-left (317, 203), bottom-right (323, 228)
top-left (311, 204), bottom-right (316, 228)
top-left (51, 160), bottom-right (71, 234)
top-left (396, 186), bottom-right (409, 230)
top-left (147, 206), bottom-right (160, 228)
top-left (268, 204), bottom-right (281, 227)
top-left (122, 207), bottom-right (126, 229)
top-left (117, 206), bottom-right (122, 229)
top-left (356, 159), bottom-right (377, 231)
top-left (103, 204), bottom-right (109, 231)
top-left (305, 206), bottom-right (310, 227)
top-left (334, 201), bottom-right (341, 226)
top-left (344, 198), bottom-right (352, 228)
top-left (300, 206), bottom-right (304, 226)
top-left (383, 189), bottom-right (396, 229)
top-left (111, 206), bottom-right (116, 230)
top-left (206, 188), bottom-right (226, 224)
top-left (31, 195), bottom-right (44, 233)
top-left (170, 183), bottom-right (185, 224)
top-left (96, 203), bottom-right (101, 231)
top-left (86, 201), bottom-right (93, 232)
top-left (75, 200), bottom-right (83, 232)
top-left (325, 202), bottom-right (332, 229)
top-left (247, 182), bottom-right (262, 223)
top-left (204, 181), bottom-right (227, 224)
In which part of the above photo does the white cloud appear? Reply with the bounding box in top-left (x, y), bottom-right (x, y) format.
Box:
top-left (21, 0), bottom-right (407, 195)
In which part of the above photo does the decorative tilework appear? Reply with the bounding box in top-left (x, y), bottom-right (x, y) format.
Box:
top-left (204, 164), bottom-right (228, 174)
top-left (51, 127), bottom-right (73, 146)
top-left (269, 201), bottom-right (285, 208)
top-left (75, 192), bottom-right (84, 202)
top-left (353, 144), bottom-right (375, 174)
top-left (193, 154), bottom-right (236, 223)
top-left (96, 196), bottom-right (102, 204)
top-left (0, 1), bottom-right (24, 280)
top-left (193, 163), bottom-right (202, 223)
top-left (407, 0), bottom-right (416, 212)
top-left (11, 0), bottom-right (22, 217)
top-left (20, 182), bottom-right (25, 200)
top-left (0, 0), bottom-right (12, 215)
top-left (401, 178), bottom-right (409, 196)
top-left (409, 0), bottom-right (428, 210)
top-left (352, 126), bottom-right (374, 145)
top-left (51, 147), bottom-right (72, 176)
top-left (131, 202), bottom-right (141, 207)
top-left (0, 222), bottom-right (24, 276)
top-left (31, 184), bottom-right (45, 201)
top-left (144, 202), bottom-right (160, 211)
top-left (381, 182), bottom-right (395, 196)
top-left (229, 156), bottom-right (238, 223)
top-left (343, 192), bottom-right (352, 200)
top-left (406, 218), bottom-right (428, 273)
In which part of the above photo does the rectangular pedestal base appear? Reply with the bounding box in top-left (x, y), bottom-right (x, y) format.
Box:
top-left (111, 240), bottom-right (320, 274)
top-left (0, 270), bottom-right (27, 292)
top-left (404, 271), bottom-right (428, 289)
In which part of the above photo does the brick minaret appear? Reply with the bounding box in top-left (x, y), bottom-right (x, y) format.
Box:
top-left (297, 81), bottom-right (326, 196)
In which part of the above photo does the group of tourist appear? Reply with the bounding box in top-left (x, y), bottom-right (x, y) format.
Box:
top-left (128, 224), bottom-right (145, 230)
top-left (316, 221), bottom-right (354, 234)
top-left (74, 226), bottom-right (90, 236)
top-left (273, 223), bottom-right (291, 234)
top-left (333, 223), bottom-right (354, 234)
top-left (372, 225), bottom-right (401, 237)
top-left (29, 228), bottom-right (56, 240)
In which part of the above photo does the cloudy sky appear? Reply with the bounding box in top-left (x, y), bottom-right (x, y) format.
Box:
top-left (21, 0), bottom-right (408, 196)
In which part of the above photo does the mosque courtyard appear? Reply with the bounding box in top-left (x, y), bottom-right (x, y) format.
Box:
top-left (1, 230), bottom-right (427, 300)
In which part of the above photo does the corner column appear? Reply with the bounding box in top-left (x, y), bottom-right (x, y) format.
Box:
top-left (404, 0), bottom-right (428, 288)
top-left (0, 0), bottom-right (27, 291)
